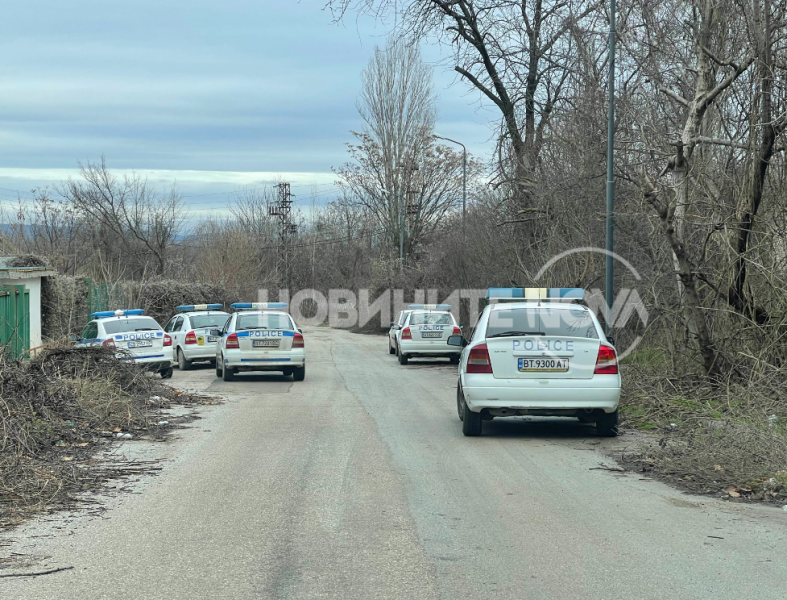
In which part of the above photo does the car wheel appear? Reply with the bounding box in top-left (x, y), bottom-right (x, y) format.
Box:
top-left (398, 351), bottom-right (408, 365)
top-left (389, 339), bottom-right (395, 355)
top-left (449, 355), bottom-right (460, 365)
top-left (215, 363), bottom-right (222, 377)
top-left (177, 348), bottom-right (191, 371)
top-left (456, 382), bottom-right (464, 421)
top-left (222, 362), bottom-right (234, 382)
top-left (293, 366), bottom-right (305, 381)
top-left (160, 367), bottom-right (173, 379)
top-left (596, 409), bottom-right (619, 437)
top-left (209, 359), bottom-right (216, 368)
top-left (461, 393), bottom-right (482, 436)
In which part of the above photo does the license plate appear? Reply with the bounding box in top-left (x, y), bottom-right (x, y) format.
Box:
top-left (128, 340), bottom-right (152, 349)
top-left (421, 332), bottom-right (443, 338)
top-left (253, 339), bottom-right (280, 348)
top-left (518, 358), bottom-right (569, 372)
top-left (207, 336), bottom-right (218, 343)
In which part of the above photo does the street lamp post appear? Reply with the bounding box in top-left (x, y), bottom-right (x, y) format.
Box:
top-left (605, 0), bottom-right (616, 335)
top-left (433, 134), bottom-right (467, 237)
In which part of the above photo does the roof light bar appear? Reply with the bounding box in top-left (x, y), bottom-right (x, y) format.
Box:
top-left (485, 288), bottom-right (585, 301)
top-left (407, 304), bottom-right (452, 310)
top-left (90, 309), bottom-right (145, 319)
top-left (175, 303), bottom-right (224, 311)
top-left (230, 302), bottom-right (288, 311)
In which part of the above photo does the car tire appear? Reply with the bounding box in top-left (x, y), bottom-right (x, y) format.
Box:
top-left (215, 362), bottom-right (222, 377)
top-left (398, 351), bottom-right (408, 365)
top-left (222, 363), bottom-right (234, 382)
top-left (389, 339), bottom-right (395, 355)
top-left (177, 348), bottom-right (191, 371)
top-left (209, 359), bottom-right (216, 368)
top-left (596, 409), bottom-right (619, 437)
top-left (293, 366), bottom-right (305, 381)
top-left (456, 382), bottom-right (464, 421)
top-left (160, 367), bottom-right (173, 379)
top-left (461, 393), bottom-right (482, 436)
top-left (449, 355), bottom-right (460, 365)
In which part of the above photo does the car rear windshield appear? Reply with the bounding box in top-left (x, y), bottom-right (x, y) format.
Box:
top-left (486, 308), bottom-right (599, 339)
top-left (103, 317), bottom-right (162, 334)
top-left (237, 314), bottom-right (294, 331)
top-left (409, 312), bottom-right (453, 325)
top-left (190, 314), bottom-right (229, 329)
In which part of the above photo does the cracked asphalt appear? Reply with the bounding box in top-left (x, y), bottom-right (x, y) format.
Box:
top-left (3, 327), bottom-right (787, 599)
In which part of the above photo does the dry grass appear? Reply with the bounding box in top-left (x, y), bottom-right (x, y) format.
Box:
top-left (619, 362), bottom-right (787, 503)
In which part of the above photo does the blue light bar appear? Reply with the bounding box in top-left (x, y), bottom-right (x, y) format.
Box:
top-left (90, 309), bottom-right (145, 319)
top-left (485, 288), bottom-right (585, 301)
top-left (231, 302), bottom-right (288, 310)
top-left (408, 304), bottom-right (452, 310)
top-left (176, 303), bottom-right (224, 311)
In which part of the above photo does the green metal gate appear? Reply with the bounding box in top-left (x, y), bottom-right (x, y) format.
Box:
top-left (0, 285), bottom-right (30, 360)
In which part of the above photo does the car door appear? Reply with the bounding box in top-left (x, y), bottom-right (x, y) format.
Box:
top-left (171, 316), bottom-right (184, 349)
top-left (389, 311), bottom-right (402, 344)
top-left (78, 321), bottom-right (99, 346)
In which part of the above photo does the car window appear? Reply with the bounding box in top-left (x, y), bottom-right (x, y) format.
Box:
top-left (81, 322), bottom-right (98, 340)
top-left (103, 317), bottom-right (162, 335)
top-left (236, 313), bottom-right (294, 331)
top-left (222, 316), bottom-right (232, 334)
top-left (486, 308), bottom-right (599, 339)
top-left (173, 317), bottom-right (183, 332)
top-left (409, 313), bottom-right (453, 325)
top-left (164, 317), bottom-right (176, 333)
top-left (191, 313), bottom-right (229, 329)
top-left (399, 311), bottom-right (411, 325)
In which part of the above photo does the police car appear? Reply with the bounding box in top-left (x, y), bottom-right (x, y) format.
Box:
top-left (449, 288), bottom-right (621, 437)
top-left (394, 304), bottom-right (462, 365)
top-left (212, 303), bottom-right (305, 382)
top-left (387, 309), bottom-right (411, 354)
top-left (164, 304), bottom-right (229, 370)
top-left (76, 309), bottom-right (174, 378)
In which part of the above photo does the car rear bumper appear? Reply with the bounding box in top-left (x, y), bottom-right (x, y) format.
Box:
top-left (461, 385), bottom-right (620, 414)
top-left (181, 345), bottom-right (218, 360)
top-left (224, 350), bottom-right (305, 370)
top-left (400, 340), bottom-right (460, 356)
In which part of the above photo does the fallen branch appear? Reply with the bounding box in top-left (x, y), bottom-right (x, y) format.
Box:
top-left (0, 566), bottom-right (74, 578)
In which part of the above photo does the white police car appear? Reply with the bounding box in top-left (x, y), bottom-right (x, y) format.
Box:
top-left (449, 288), bottom-right (621, 437)
top-left (76, 309), bottom-right (174, 378)
top-left (212, 303), bottom-right (305, 382)
top-left (164, 304), bottom-right (229, 370)
top-left (387, 309), bottom-right (411, 354)
top-left (395, 304), bottom-right (462, 365)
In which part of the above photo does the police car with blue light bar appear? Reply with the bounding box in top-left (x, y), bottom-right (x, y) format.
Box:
top-left (164, 304), bottom-right (229, 371)
top-left (212, 303), bottom-right (305, 382)
top-left (394, 304), bottom-right (462, 365)
top-left (449, 288), bottom-right (621, 437)
top-left (76, 309), bottom-right (174, 378)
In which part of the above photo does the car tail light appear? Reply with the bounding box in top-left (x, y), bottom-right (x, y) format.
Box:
top-left (102, 338), bottom-right (115, 348)
top-left (452, 327), bottom-right (461, 335)
top-left (164, 334), bottom-right (172, 347)
top-left (594, 344), bottom-right (618, 375)
top-left (293, 332), bottom-right (304, 348)
top-left (185, 331), bottom-right (197, 345)
top-left (226, 333), bottom-right (239, 349)
top-left (467, 343), bottom-right (493, 374)
top-left (401, 327), bottom-right (412, 340)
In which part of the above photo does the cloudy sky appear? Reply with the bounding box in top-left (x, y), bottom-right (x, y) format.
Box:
top-left (1, 1), bottom-right (497, 215)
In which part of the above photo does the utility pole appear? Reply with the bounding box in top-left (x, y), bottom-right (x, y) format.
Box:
top-left (433, 134), bottom-right (467, 238)
top-left (269, 183), bottom-right (297, 290)
top-left (605, 0), bottom-right (617, 335)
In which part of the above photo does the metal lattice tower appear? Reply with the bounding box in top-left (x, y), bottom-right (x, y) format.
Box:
top-left (269, 183), bottom-right (297, 290)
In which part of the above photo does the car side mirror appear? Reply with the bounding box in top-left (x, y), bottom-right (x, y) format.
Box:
top-left (447, 335), bottom-right (467, 347)
top-left (390, 321), bottom-right (396, 327)
top-left (606, 335), bottom-right (615, 347)
top-left (209, 329), bottom-right (222, 337)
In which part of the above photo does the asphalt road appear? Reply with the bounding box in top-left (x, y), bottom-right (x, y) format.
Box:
top-left (4, 327), bottom-right (787, 599)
